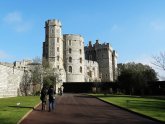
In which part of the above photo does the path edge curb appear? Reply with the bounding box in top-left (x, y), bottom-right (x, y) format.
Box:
top-left (17, 102), bottom-right (41, 124)
top-left (88, 95), bottom-right (165, 124)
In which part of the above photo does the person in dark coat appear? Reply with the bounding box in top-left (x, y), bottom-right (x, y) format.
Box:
top-left (47, 85), bottom-right (55, 112)
top-left (40, 86), bottom-right (47, 110)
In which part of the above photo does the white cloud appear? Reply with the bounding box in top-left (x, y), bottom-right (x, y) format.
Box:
top-left (0, 51), bottom-right (7, 58)
top-left (3, 11), bottom-right (33, 32)
top-left (110, 24), bottom-right (120, 32)
top-left (15, 22), bottom-right (32, 32)
top-left (3, 11), bottom-right (22, 24)
top-left (0, 51), bottom-right (10, 58)
top-left (0, 50), bottom-right (16, 62)
top-left (150, 21), bottom-right (165, 31)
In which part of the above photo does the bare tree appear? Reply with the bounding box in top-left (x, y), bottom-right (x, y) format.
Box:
top-left (33, 56), bottom-right (42, 64)
top-left (20, 70), bottom-right (32, 96)
top-left (153, 52), bottom-right (165, 71)
top-left (42, 58), bottom-right (50, 69)
top-left (28, 57), bottom-right (43, 95)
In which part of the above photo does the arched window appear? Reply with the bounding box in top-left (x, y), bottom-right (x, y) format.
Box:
top-left (80, 58), bottom-right (82, 63)
top-left (69, 57), bottom-right (72, 63)
top-left (69, 66), bottom-right (72, 73)
top-left (69, 48), bottom-right (72, 53)
top-left (80, 66), bottom-right (82, 73)
top-left (79, 49), bottom-right (82, 54)
top-left (50, 26), bottom-right (54, 33)
top-left (57, 38), bottom-right (59, 43)
top-left (57, 56), bottom-right (59, 61)
top-left (69, 40), bottom-right (71, 45)
top-left (57, 47), bottom-right (59, 52)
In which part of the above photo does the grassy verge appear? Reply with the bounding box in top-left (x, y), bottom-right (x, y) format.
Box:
top-left (0, 96), bottom-right (40, 124)
top-left (92, 94), bottom-right (165, 122)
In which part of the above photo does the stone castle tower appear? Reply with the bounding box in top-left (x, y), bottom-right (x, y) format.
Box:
top-left (85, 40), bottom-right (117, 82)
top-left (43, 19), bottom-right (117, 82)
top-left (63, 34), bottom-right (85, 82)
top-left (43, 20), bottom-right (63, 69)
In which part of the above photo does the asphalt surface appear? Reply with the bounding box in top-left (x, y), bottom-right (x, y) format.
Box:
top-left (20, 94), bottom-right (162, 124)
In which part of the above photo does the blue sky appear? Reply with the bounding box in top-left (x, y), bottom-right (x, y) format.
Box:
top-left (0, 0), bottom-right (164, 79)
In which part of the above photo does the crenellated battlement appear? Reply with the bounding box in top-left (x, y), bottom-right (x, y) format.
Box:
top-left (63, 34), bottom-right (83, 41)
top-left (85, 40), bottom-right (113, 51)
top-left (45, 19), bottom-right (62, 27)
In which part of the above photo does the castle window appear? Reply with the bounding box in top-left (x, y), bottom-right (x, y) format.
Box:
top-left (80, 58), bottom-right (82, 63)
top-left (57, 38), bottom-right (59, 43)
top-left (69, 57), bottom-right (72, 63)
top-left (88, 71), bottom-right (92, 77)
top-left (50, 26), bottom-right (54, 33)
top-left (57, 65), bottom-right (59, 69)
top-left (79, 40), bottom-right (81, 46)
top-left (93, 67), bottom-right (95, 76)
top-left (89, 55), bottom-right (92, 60)
top-left (57, 47), bottom-right (59, 52)
top-left (69, 48), bottom-right (72, 53)
top-left (69, 66), bottom-right (72, 73)
top-left (80, 66), bottom-right (82, 73)
top-left (79, 49), bottom-right (82, 54)
top-left (57, 56), bottom-right (59, 61)
top-left (69, 40), bottom-right (71, 45)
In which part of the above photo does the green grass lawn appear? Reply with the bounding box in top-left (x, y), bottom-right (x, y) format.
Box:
top-left (0, 96), bottom-right (40, 124)
top-left (93, 94), bottom-right (165, 122)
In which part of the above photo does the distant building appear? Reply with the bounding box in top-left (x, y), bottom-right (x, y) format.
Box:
top-left (43, 19), bottom-right (118, 82)
top-left (14, 60), bottom-right (32, 70)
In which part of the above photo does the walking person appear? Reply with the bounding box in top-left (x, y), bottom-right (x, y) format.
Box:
top-left (59, 85), bottom-right (64, 95)
top-left (48, 85), bottom-right (56, 112)
top-left (40, 85), bottom-right (47, 111)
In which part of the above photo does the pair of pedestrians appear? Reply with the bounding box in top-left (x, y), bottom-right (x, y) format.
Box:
top-left (40, 85), bottom-right (56, 112)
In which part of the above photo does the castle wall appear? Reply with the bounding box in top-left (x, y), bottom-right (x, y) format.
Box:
top-left (0, 63), bottom-right (24, 98)
top-left (84, 60), bottom-right (100, 82)
top-left (85, 40), bottom-right (116, 82)
top-left (63, 34), bottom-right (85, 82)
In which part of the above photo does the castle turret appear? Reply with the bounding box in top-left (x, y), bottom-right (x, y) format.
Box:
top-left (63, 34), bottom-right (85, 82)
top-left (43, 19), bottom-right (63, 69)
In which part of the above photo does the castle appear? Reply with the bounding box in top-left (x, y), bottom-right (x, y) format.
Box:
top-left (0, 19), bottom-right (118, 98)
top-left (43, 19), bottom-right (118, 83)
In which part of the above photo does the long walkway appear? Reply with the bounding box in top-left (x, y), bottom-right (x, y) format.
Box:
top-left (20, 94), bottom-right (162, 124)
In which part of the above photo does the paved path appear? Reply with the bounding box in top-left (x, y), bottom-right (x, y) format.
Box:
top-left (20, 94), bottom-right (162, 124)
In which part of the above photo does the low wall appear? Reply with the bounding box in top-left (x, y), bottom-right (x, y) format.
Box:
top-left (63, 82), bottom-right (117, 93)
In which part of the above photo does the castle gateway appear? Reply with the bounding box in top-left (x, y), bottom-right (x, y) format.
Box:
top-left (43, 19), bottom-right (117, 83)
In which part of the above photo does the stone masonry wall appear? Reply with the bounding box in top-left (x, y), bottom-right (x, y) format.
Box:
top-left (0, 63), bottom-right (24, 98)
